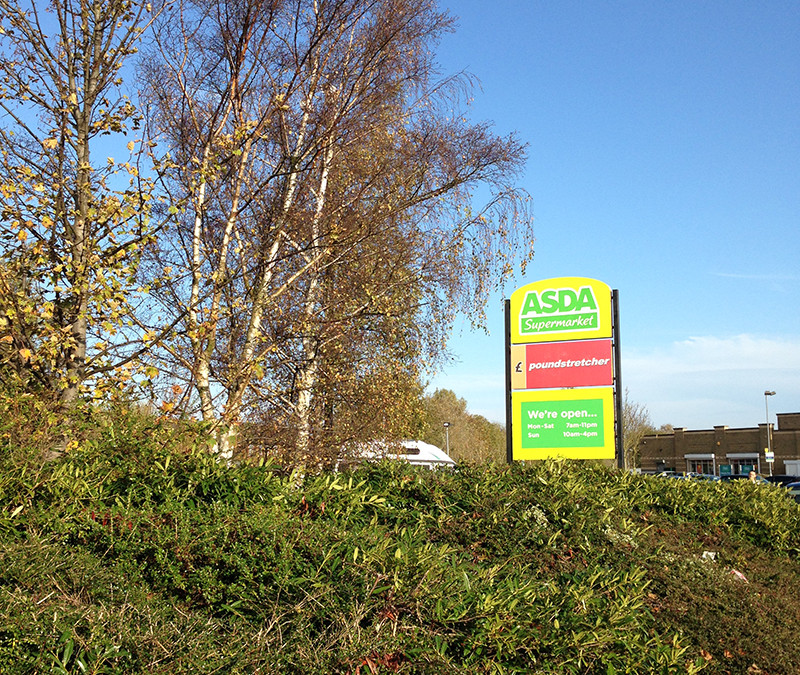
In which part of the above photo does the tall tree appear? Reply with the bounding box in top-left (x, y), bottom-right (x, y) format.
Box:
top-left (141, 0), bottom-right (533, 459)
top-left (0, 0), bottom-right (158, 400)
top-left (140, 0), bottom-right (289, 452)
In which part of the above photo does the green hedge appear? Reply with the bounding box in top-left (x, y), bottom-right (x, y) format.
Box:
top-left (2, 404), bottom-right (799, 673)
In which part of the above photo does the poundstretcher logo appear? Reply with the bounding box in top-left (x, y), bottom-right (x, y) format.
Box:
top-left (519, 286), bottom-right (599, 336)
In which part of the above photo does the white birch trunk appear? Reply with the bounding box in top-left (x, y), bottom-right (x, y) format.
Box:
top-left (189, 144), bottom-right (216, 422)
top-left (295, 144), bottom-right (335, 457)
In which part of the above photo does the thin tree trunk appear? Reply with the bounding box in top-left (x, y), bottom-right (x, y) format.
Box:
top-left (188, 144), bottom-right (216, 421)
top-left (62, 72), bottom-right (92, 402)
top-left (295, 143), bottom-right (335, 457)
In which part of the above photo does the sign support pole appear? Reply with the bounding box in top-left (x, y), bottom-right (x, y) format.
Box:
top-left (612, 289), bottom-right (624, 469)
top-left (505, 299), bottom-right (513, 464)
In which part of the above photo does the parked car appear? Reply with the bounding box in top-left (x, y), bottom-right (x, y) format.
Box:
top-left (387, 440), bottom-right (457, 470)
top-left (720, 474), bottom-right (770, 484)
top-left (686, 473), bottom-right (720, 481)
top-left (339, 440), bottom-right (456, 471)
top-left (783, 482), bottom-right (800, 503)
top-left (654, 472), bottom-right (719, 481)
top-left (765, 475), bottom-right (800, 487)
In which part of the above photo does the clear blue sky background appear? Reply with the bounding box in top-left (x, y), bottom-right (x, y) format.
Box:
top-left (427, 0), bottom-right (800, 430)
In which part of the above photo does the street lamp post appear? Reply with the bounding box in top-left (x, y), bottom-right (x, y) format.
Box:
top-left (443, 422), bottom-right (451, 456)
top-left (765, 390), bottom-right (776, 476)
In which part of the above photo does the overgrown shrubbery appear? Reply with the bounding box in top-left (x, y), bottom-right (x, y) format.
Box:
top-left (2, 399), bottom-right (800, 673)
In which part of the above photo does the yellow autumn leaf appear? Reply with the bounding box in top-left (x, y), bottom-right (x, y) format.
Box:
top-left (16, 230), bottom-right (27, 242)
top-left (42, 137), bottom-right (58, 149)
top-left (19, 348), bottom-right (32, 360)
top-left (127, 141), bottom-right (135, 151)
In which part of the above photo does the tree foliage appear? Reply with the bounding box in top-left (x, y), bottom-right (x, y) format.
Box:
top-left (623, 388), bottom-right (656, 469)
top-left (0, 0), bottom-right (533, 463)
top-left (0, 0), bottom-right (159, 401)
top-left (421, 388), bottom-right (505, 463)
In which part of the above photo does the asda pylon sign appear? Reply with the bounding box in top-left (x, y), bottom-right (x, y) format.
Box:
top-left (510, 277), bottom-right (612, 344)
top-left (505, 277), bottom-right (620, 464)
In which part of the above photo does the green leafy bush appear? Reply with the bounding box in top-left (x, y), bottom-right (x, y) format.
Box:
top-left (1, 399), bottom-right (799, 673)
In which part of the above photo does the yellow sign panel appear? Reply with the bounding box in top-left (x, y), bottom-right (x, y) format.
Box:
top-left (509, 277), bottom-right (612, 344)
top-left (512, 387), bottom-right (615, 461)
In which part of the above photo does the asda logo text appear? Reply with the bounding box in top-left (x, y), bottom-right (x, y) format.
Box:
top-left (519, 286), bottom-right (599, 336)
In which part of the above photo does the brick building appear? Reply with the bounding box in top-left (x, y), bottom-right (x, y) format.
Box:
top-left (639, 412), bottom-right (800, 476)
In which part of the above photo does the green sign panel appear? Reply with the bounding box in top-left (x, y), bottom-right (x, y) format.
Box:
top-left (520, 398), bottom-right (604, 449)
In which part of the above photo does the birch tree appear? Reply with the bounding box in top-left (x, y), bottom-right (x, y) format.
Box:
top-left (141, 0), bottom-right (291, 455)
top-left (142, 0), bottom-right (533, 460)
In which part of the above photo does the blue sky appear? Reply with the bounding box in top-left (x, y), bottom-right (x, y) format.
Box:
top-left (427, 1), bottom-right (800, 430)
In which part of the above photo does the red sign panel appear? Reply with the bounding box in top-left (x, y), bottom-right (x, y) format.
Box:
top-left (514, 339), bottom-right (613, 390)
